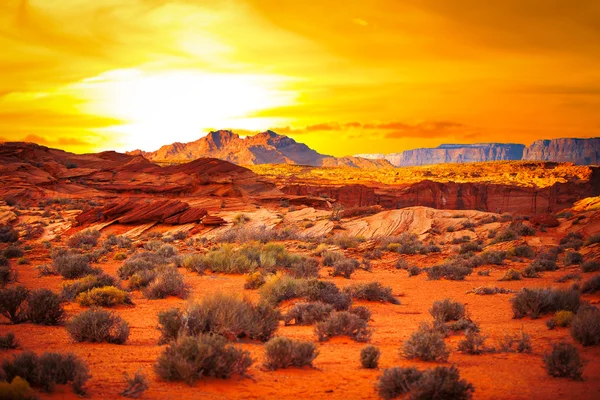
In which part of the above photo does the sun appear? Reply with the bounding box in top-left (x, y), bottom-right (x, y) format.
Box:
top-left (75, 69), bottom-right (297, 151)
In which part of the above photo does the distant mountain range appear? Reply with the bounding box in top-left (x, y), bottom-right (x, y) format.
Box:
top-left (130, 131), bottom-right (600, 167)
top-left (128, 130), bottom-right (393, 168)
top-left (356, 138), bottom-right (600, 167)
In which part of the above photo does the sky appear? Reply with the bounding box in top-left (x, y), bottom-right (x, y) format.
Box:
top-left (1, 0), bottom-right (600, 156)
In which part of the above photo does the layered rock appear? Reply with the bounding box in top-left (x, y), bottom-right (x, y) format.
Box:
top-left (523, 138), bottom-right (600, 165)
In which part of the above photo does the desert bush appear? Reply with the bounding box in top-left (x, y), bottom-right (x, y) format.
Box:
top-left (66, 307), bottom-right (130, 344)
top-left (128, 270), bottom-right (157, 290)
top-left (581, 275), bottom-right (600, 294)
top-left (321, 250), bottom-right (345, 267)
top-left (360, 345), bottom-right (380, 369)
top-left (409, 365), bottom-right (474, 400)
top-left (300, 279), bottom-right (352, 310)
top-left (511, 287), bottom-right (580, 319)
top-left (364, 249), bottom-right (383, 260)
top-left (263, 337), bottom-right (318, 370)
top-left (329, 234), bottom-right (363, 249)
top-left (564, 251), bottom-right (584, 266)
top-left (114, 252), bottom-right (127, 261)
top-left (395, 258), bottom-right (409, 270)
top-left (581, 260), bottom-right (600, 273)
top-left (0, 225), bottom-right (19, 243)
top-left (76, 286), bottom-right (132, 307)
top-left (343, 282), bottom-right (400, 304)
top-left (377, 367), bottom-right (423, 400)
top-left (315, 311), bottom-right (371, 342)
top-left (1, 351), bottom-right (90, 395)
top-left (543, 342), bottom-right (584, 380)
top-left (117, 250), bottom-right (176, 279)
top-left (155, 334), bottom-right (252, 384)
top-left (157, 293), bottom-right (280, 343)
top-left (555, 272), bottom-right (581, 283)
top-left (26, 289), bottom-right (64, 325)
top-left (0, 286), bottom-right (28, 323)
top-left (402, 322), bottom-right (449, 362)
top-left (570, 306), bottom-right (600, 346)
top-left (52, 249), bottom-right (97, 279)
top-left (67, 229), bottom-right (100, 249)
top-left (61, 273), bottom-right (119, 300)
top-left (121, 369), bottom-right (149, 398)
top-left (216, 224), bottom-right (299, 243)
top-left (382, 233), bottom-right (434, 255)
top-left (244, 271), bottom-right (266, 289)
top-left (430, 299), bottom-right (465, 323)
top-left (288, 256), bottom-right (320, 278)
top-left (494, 227), bottom-right (519, 243)
top-left (3, 246), bottom-right (23, 259)
top-left (331, 258), bottom-right (359, 278)
top-left (459, 242), bottom-right (482, 254)
top-left (181, 254), bottom-right (207, 273)
top-left (435, 318), bottom-right (480, 337)
top-left (547, 310), bottom-right (574, 329)
top-left (0, 332), bottom-right (18, 349)
top-left (106, 234), bottom-right (132, 249)
top-left (349, 305), bottom-right (372, 321)
top-left (498, 269), bottom-right (521, 281)
top-left (560, 232), bottom-right (584, 250)
top-left (467, 286), bottom-right (514, 295)
top-left (143, 268), bottom-right (188, 299)
top-left (479, 251), bottom-right (507, 265)
top-left (509, 244), bottom-right (535, 259)
top-left (496, 329), bottom-right (531, 353)
top-left (407, 266), bottom-right (422, 277)
top-left (284, 301), bottom-right (333, 325)
top-left (427, 263), bottom-right (472, 281)
top-left (0, 376), bottom-right (37, 399)
top-left (0, 260), bottom-right (16, 286)
top-left (585, 233), bottom-right (600, 246)
top-left (259, 274), bottom-right (303, 305)
top-left (457, 330), bottom-right (488, 355)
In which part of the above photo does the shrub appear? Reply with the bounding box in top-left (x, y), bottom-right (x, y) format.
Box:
top-left (142, 268), bottom-right (188, 299)
top-left (581, 275), bottom-right (600, 294)
top-left (585, 233), bottom-right (600, 246)
top-left (154, 334), bottom-right (252, 384)
top-left (349, 305), bottom-right (372, 321)
top-left (382, 233), bottom-right (427, 255)
top-left (0, 332), bottom-right (18, 349)
top-left (581, 260), bottom-right (600, 273)
top-left (555, 272), bottom-right (581, 283)
top-left (61, 273), bottom-right (119, 300)
top-left (427, 263), bottom-right (472, 281)
top-left (244, 271), bottom-right (266, 289)
top-left (564, 251), bottom-right (584, 266)
top-left (3, 246), bottom-right (22, 259)
top-left (300, 279), bottom-right (352, 310)
top-left (377, 367), bottom-right (423, 400)
top-left (315, 311), bottom-right (371, 342)
top-left (0, 286), bottom-right (28, 323)
top-left (430, 299), bottom-right (465, 323)
top-left (284, 301), bottom-right (333, 325)
top-left (288, 256), bottom-right (320, 278)
top-left (321, 250), bottom-right (345, 267)
top-left (408, 266), bottom-right (421, 277)
top-left (331, 258), bottom-right (359, 278)
top-left (479, 251), bottom-right (507, 265)
top-left (560, 232), bottom-right (584, 250)
top-left (0, 376), bottom-right (37, 399)
top-left (543, 342), bottom-right (584, 380)
top-left (52, 249), bottom-right (97, 279)
top-left (570, 306), bottom-right (600, 346)
top-left (129, 270), bottom-right (157, 290)
top-left (0, 260), bottom-right (16, 286)
top-left (66, 307), bottom-right (130, 344)
top-left (76, 286), bottom-right (132, 307)
top-left (509, 244), bottom-right (535, 259)
top-left (26, 289), bottom-right (64, 325)
top-left (459, 242), bottom-right (482, 254)
top-left (498, 269), bottom-right (521, 281)
top-left (360, 345), bottom-right (380, 369)
top-left (477, 269), bottom-right (490, 276)
top-left (511, 287), bottom-right (580, 319)
top-left (330, 234), bottom-right (363, 249)
top-left (467, 286), bottom-right (514, 295)
top-left (121, 369), bottom-right (149, 398)
top-left (403, 322), bottom-right (449, 362)
top-left (67, 229), bottom-right (100, 248)
top-left (157, 293), bottom-right (280, 343)
top-left (343, 282), bottom-right (400, 304)
top-left (494, 227), bottom-right (519, 243)
top-left (496, 329), bottom-right (531, 353)
top-left (259, 274), bottom-right (303, 305)
top-left (409, 366), bottom-right (474, 400)
top-left (457, 330), bottom-right (488, 355)
top-left (547, 311), bottom-right (574, 329)
top-left (0, 225), bottom-right (19, 243)
top-left (181, 254), bottom-right (206, 273)
top-left (1, 351), bottom-right (90, 395)
top-left (263, 337), bottom-right (318, 370)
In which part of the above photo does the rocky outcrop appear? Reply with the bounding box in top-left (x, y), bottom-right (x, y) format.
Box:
top-left (321, 156), bottom-right (393, 168)
top-left (356, 143), bottom-right (525, 167)
top-left (130, 130), bottom-right (389, 168)
top-left (523, 138), bottom-right (600, 165)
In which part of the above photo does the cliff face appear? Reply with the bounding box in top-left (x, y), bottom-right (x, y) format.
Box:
top-left (523, 138), bottom-right (600, 165)
top-left (130, 130), bottom-right (388, 168)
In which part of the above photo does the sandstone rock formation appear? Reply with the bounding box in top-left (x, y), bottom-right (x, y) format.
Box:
top-left (523, 138), bottom-right (600, 165)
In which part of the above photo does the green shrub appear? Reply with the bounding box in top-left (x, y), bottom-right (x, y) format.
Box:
top-left (121, 369), bottom-right (149, 398)
top-left (570, 306), bottom-right (600, 346)
top-left (67, 229), bottom-right (100, 249)
top-left (181, 254), bottom-right (207, 273)
top-left (467, 286), bottom-right (514, 295)
top-left (154, 334), bottom-right (252, 384)
top-left (511, 287), bottom-right (580, 319)
top-left (377, 367), bottom-right (423, 400)
top-left (402, 322), bottom-right (449, 361)
top-left (301, 279), bottom-right (351, 310)
top-left (288, 256), bottom-right (320, 278)
top-left (581, 260), bottom-right (600, 273)
top-left (543, 342), bottom-right (584, 380)
top-left (66, 307), bottom-right (130, 344)
top-left (142, 268), bottom-right (188, 299)
top-left (0, 376), bottom-right (37, 400)
top-left (61, 273), bottom-right (119, 300)
top-left (479, 250), bottom-right (507, 265)
top-left (0, 225), bottom-right (19, 243)
top-left (509, 244), bottom-right (535, 259)
top-left (315, 311), bottom-right (371, 342)
top-left (52, 249), bottom-right (98, 279)
top-left (157, 293), bottom-right (280, 343)
top-left (263, 337), bottom-right (318, 370)
top-left (244, 271), bottom-right (266, 289)
top-left (0, 286), bottom-right (28, 323)
top-left (360, 345), bottom-right (380, 369)
top-left (498, 269), bottom-right (521, 281)
top-left (321, 250), bottom-right (345, 267)
top-left (284, 301), bottom-right (333, 325)
top-left (430, 299), bottom-right (465, 323)
top-left (343, 282), bottom-right (400, 304)
top-left (426, 263), bottom-right (472, 281)
top-left (26, 289), bottom-right (64, 325)
top-left (76, 286), bottom-right (132, 307)
top-left (457, 330), bottom-right (488, 355)
top-left (331, 258), bottom-right (359, 278)
top-left (409, 365), bottom-right (474, 400)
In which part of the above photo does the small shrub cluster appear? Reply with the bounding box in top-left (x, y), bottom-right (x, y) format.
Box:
top-left (0, 258), bottom-right (16, 286)
top-left (1, 351), bottom-right (90, 394)
top-left (3, 246), bottom-right (23, 259)
top-left (155, 334), bottom-right (252, 384)
top-left (402, 322), bottom-right (449, 361)
top-left (511, 287), bottom-right (580, 319)
top-left (555, 272), bottom-right (581, 283)
top-left (563, 251), bottom-right (584, 266)
top-left (0, 225), bottom-right (19, 243)
top-left (244, 271), bottom-right (266, 289)
top-left (315, 311), bottom-right (371, 342)
top-left (360, 345), bottom-right (380, 369)
top-left (284, 301), bottom-right (333, 325)
top-left (581, 260), bottom-right (600, 272)
top-left (466, 286), bottom-right (514, 295)
top-left (121, 369), bottom-right (149, 398)
top-left (560, 232), bottom-right (584, 251)
top-left (216, 224), bottom-right (299, 243)
top-left (498, 269), bottom-right (521, 281)
top-left (543, 342), bottom-right (584, 380)
top-left (259, 275), bottom-right (351, 310)
top-left (377, 365), bottom-right (474, 400)
top-left (508, 244), bottom-right (535, 259)
top-left (331, 258), bottom-right (360, 278)
top-left (570, 306), bottom-right (600, 346)
top-left (66, 307), bottom-right (130, 344)
top-left (343, 282), bottom-right (400, 304)
top-left (263, 337), bottom-right (318, 370)
top-left (67, 229), bottom-right (101, 249)
top-left (546, 310), bottom-right (574, 330)
top-left (496, 329), bottom-right (531, 353)
top-left (585, 233), bottom-right (600, 246)
top-left (0, 332), bottom-right (18, 349)
top-left (157, 293), bottom-right (280, 343)
top-left (61, 273), bottom-right (119, 300)
top-left (581, 275), bottom-right (600, 294)
top-left (105, 234), bottom-right (133, 249)
top-left (52, 249), bottom-right (98, 279)
top-left (0, 286), bottom-right (64, 325)
top-left (457, 329), bottom-right (490, 355)
top-left (426, 262), bottom-right (472, 281)
top-left (327, 234), bottom-right (364, 249)
top-left (76, 286), bottom-right (132, 307)
top-left (142, 268), bottom-right (188, 299)
top-left (380, 234), bottom-right (440, 255)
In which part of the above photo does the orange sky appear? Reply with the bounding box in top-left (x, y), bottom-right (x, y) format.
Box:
top-left (1, 0), bottom-right (600, 156)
